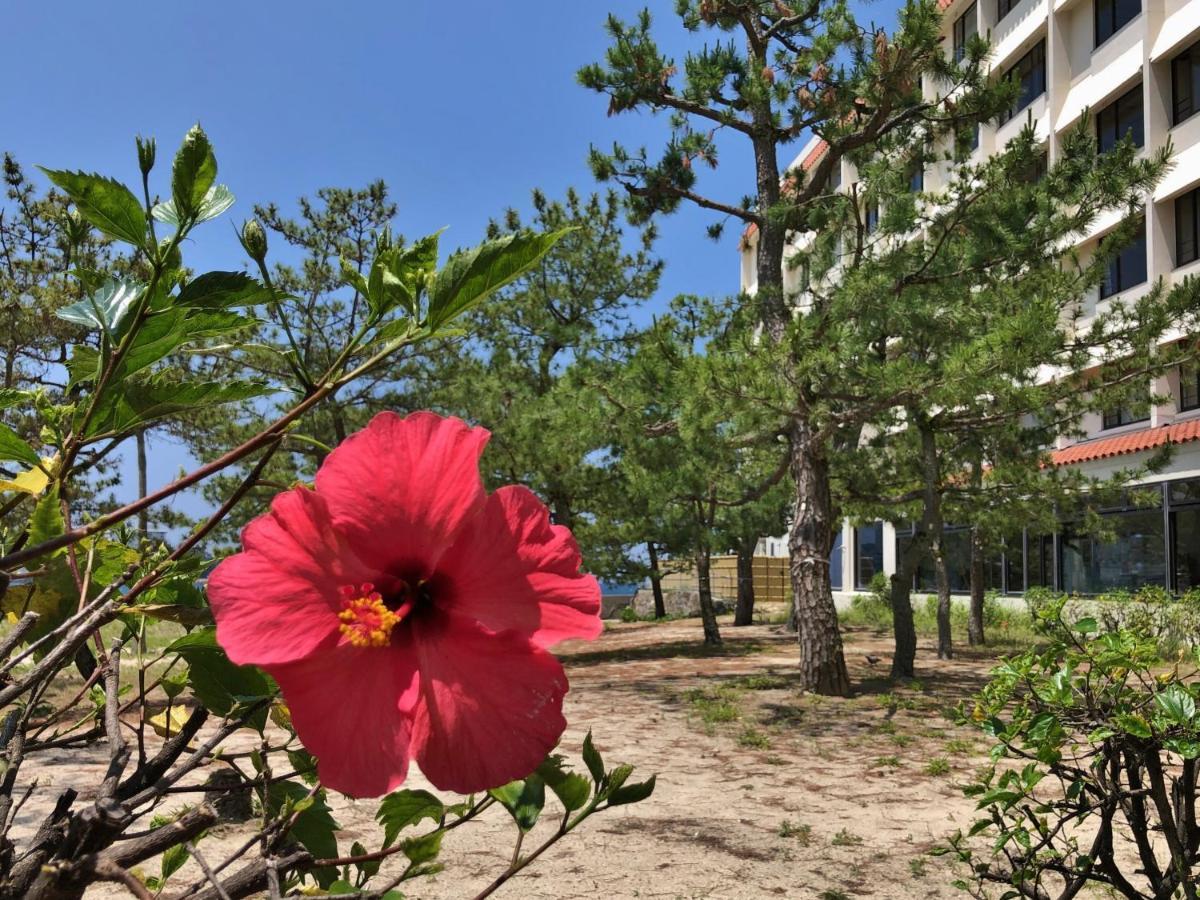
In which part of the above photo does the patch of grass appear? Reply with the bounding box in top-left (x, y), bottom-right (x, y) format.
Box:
top-left (909, 857), bottom-right (928, 878)
top-left (944, 738), bottom-right (975, 755)
top-left (737, 727), bottom-right (771, 749)
top-left (831, 828), bottom-right (863, 847)
top-left (889, 733), bottom-right (914, 748)
top-left (684, 687), bottom-right (740, 729)
top-left (765, 754), bottom-right (787, 765)
top-left (778, 820), bottom-right (812, 844)
top-left (924, 757), bottom-right (951, 776)
top-left (874, 719), bottom-right (897, 735)
top-left (738, 673), bottom-right (790, 691)
top-left (873, 755), bottom-right (901, 769)
top-left (819, 890), bottom-right (850, 900)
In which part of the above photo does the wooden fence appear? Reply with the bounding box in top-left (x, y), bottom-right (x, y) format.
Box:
top-left (659, 555), bottom-right (791, 603)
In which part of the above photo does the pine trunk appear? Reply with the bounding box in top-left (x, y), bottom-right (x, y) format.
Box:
top-left (968, 528), bottom-right (986, 646)
top-left (734, 542), bottom-right (756, 626)
top-left (889, 572), bottom-right (918, 679)
top-left (647, 541), bottom-right (666, 620)
top-left (695, 549), bottom-right (722, 646)
top-left (788, 417), bottom-right (851, 696)
top-left (935, 549), bottom-right (953, 660)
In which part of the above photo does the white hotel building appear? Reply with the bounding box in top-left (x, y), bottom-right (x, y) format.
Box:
top-left (743, 0), bottom-right (1200, 597)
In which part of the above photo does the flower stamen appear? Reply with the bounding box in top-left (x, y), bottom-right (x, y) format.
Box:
top-left (337, 583), bottom-right (400, 648)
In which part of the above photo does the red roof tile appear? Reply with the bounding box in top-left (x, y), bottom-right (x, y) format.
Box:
top-left (1051, 419), bottom-right (1200, 466)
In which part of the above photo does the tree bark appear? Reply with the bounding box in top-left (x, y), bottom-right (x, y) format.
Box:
top-left (968, 527), bottom-right (986, 646)
top-left (788, 417), bottom-right (851, 695)
top-left (934, 546), bottom-right (953, 660)
top-left (695, 549), bottom-right (722, 646)
top-left (647, 541), bottom-right (666, 620)
top-left (734, 541), bottom-right (756, 626)
top-left (889, 571), bottom-right (918, 679)
top-left (135, 428), bottom-right (148, 537)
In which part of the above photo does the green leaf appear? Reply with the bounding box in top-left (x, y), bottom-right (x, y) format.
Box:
top-left (161, 843), bottom-right (190, 883)
top-left (171, 125), bottom-right (218, 221)
top-left (489, 776), bottom-right (545, 832)
top-left (376, 789), bottom-right (444, 848)
top-left (167, 627), bottom-right (272, 730)
top-left (39, 169), bottom-right (146, 247)
top-left (1115, 713), bottom-right (1153, 739)
top-left (0, 423), bottom-right (39, 466)
top-left (400, 829), bottom-right (443, 865)
top-left (426, 229), bottom-right (568, 330)
top-left (267, 781), bottom-right (339, 887)
top-left (57, 279), bottom-right (144, 333)
top-left (86, 376), bottom-right (269, 437)
top-left (1074, 617), bottom-right (1098, 634)
top-left (1155, 684), bottom-right (1197, 725)
top-left (152, 184), bottom-right (234, 227)
top-left (328, 881), bottom-right (356, 895)
top-left (28, 485), bottom-right (65, 549)
top-left (118, 603), bottom-right (213, 627)
top-left (607, 774), bottom-right (656, 807)
top-left (582, 731), bottom-right (604, 783)
top-left (177, 271), bottom-right (271, 309)
top-left (537, 758), bottom-right (591, 811)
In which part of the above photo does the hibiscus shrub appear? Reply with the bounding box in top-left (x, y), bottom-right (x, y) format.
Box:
top-left (942, 595), bottom-right (1200, 899)
top-left (0, 129), bottom-right (653, 898)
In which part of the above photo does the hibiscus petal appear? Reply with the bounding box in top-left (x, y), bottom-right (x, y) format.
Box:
top-left (440, 486), bottom-right (602, 648)
top-left (409, 614), bottom-right (568, 793)
top-left (208, 488), bottom-right (370, 667)
top-left (314, 411), bottom-right (490, 572)
top-left (269, 643), bottom-right (419, 799)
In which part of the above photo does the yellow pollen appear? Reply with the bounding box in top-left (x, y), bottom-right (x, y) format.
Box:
top-left (337, 593), bottom-right (400, 648)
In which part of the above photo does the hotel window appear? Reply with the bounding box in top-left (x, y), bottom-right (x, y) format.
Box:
top-left (829, 531), bottom-right (844, 590)
top-left (1096, 84), bottom-right (1144, 153)
top-left (1100, 219), bottom-right (1147, 298)
top-left (865, 200), bottom-right (880, 234)
top-left (1094, 0), bottom-right (1139, 47)
top-left (954, 3), bottom-right (977, 61)
top-left (1172, 41), bottom-right (1200, 126)
top-left (998, 0), bottom-right (1019, 22)
top-left (908, 159), bottom-right (924, 192)
top-left (855, 523), bottom-right (884, 590)
top-left (1102, 381), bottom-right (1150, 429)
top-left (1178, 187), bottom-right (1199, 266)
top-left (1182, 363), bottom-right (1200, 412)
top-left (1001, 41), bottom-right (1046, 124)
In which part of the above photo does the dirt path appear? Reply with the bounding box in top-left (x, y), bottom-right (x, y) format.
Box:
top-left (21, 618), bottom-right (1022, 898)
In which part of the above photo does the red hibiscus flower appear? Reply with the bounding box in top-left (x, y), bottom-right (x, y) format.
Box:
top-left (207, 412), bottom-right (602, 798)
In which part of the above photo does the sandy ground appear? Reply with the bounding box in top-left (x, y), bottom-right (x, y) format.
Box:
top-left (16, 616), bottom-right (1027, 899)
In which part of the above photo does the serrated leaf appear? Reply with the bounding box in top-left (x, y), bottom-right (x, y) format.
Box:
top-left (267, 781), bottom-right (339, 887)
top-left (177, 271), bottom-right (271, 309)
top-left (426, 229), bottom-right (567, 330)
top-left (607, 774), bottom-right (655, 806)
top-left (1155, 684), bottom-right (1196, 725)
top-left (537, 758), bottom-right (591, 811)
top-left (148, 706), bottom-right (192, 739)
top-left (0, 462), bottom-right (51, 495)
top-left (57, 279), bottom-right (144, 333)
top-left (167, 627), bottom-right (272, 730)
top-left (86, 376), bottom-right (269, 437)
top-left (39, 169), bottom-right (146, 247)
top-left (377, 789), bottom-right (444, 848)
top-left (489, 776), bottom-right (545, 832)
top-left (582, 731), bottom-right (604, 783)
top-left (161, 842), bottom-right (190, 882)
top-left (172, 125), bottom-right (217, 220)
top-left (0, 423), bottom-right (39, 466)
top-left (27, 485), bottom-right (65, 549)
top-left (400, 829), bottom-right (443, 865)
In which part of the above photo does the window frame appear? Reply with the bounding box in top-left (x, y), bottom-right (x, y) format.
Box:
top-left (1096, 83), bottom-right (1144, 153)
top-left (1173, 41), bottom-right (1200, 126)
top-left (1177, 187), bottom-right (1199, 268)
top-left (1100, 219), bottom-right (1147, 299)
top-left (1094, 0), bottom-right (1140, 48)
top-left (1000, 40), bottom-right (1047, 124)
top-left (1181, 362), bottom-right (1200, 412)
top-left (953, 2), bottom-right (977, 61)
top-left (998, 0), bottom-right (1018, 23)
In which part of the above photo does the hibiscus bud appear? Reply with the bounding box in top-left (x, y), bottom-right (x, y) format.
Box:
top-left (136, 135), bottom-right (156, 176)
top-left (240, 219), bottom-right (268, 264)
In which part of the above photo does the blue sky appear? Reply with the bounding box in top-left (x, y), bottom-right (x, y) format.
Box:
top-left (1, 0), bottom-right (901, 514)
